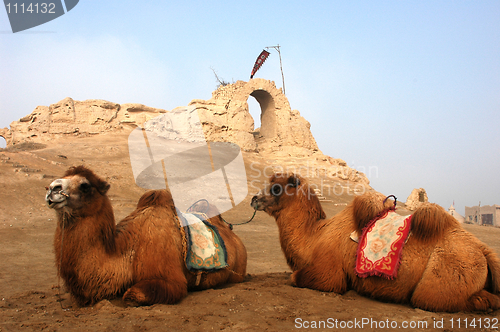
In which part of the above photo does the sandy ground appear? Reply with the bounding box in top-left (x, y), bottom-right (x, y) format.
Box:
top-left (0, 132), bottom-right (499, 331)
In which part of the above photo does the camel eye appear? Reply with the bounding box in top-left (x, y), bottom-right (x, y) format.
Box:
top-left (270, 184), bottom-right (283, 196)
top-left (80, 182), bottom-right (91, 193)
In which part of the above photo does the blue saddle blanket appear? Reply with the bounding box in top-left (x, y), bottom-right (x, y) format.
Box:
top-left (177, 210), bottom-right (228, 272)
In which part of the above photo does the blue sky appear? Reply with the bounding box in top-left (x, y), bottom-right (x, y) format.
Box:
top-left (1, 1), bottom-right (499, 215)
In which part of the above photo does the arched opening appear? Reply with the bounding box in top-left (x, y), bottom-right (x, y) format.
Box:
top-left (0, 137), bottom-right (6, 149)
top-left (249, 89), bottom-right (276, 142)
top-left (248, 96), bottom-right (261, 132)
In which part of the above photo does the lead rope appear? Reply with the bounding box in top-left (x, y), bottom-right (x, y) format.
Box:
top-left (221, 209), bottom-right (256, 230)
top-left (186, 199), bottom-right (257, 230)
top-left (56, 189), bottom-right (70, 311)
top-left (57, 213), bottom-right (68, 310)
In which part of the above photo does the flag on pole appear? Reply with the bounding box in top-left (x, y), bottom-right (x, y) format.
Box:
top-left (250, 50), bottom-right (270, 79)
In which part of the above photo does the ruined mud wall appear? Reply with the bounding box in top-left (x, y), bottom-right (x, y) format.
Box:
top-left (191, 79), bottom-right (319, 156)
top-left (0, 97), bottom-right (166, 145)
top-left (0, 79), bottom-right (369, 184)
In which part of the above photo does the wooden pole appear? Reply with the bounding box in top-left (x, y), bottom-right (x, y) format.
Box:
top-left (266, 45), bottom-right (286, 95)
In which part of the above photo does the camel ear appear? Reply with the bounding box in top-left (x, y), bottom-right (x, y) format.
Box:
top-left (288, 176), bottom-right (300, 188)
top-left (97, 181), bottom-right (110, 196)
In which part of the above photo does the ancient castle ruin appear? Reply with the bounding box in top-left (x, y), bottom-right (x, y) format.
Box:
top-left (0, 79), bottom-right (369, 184)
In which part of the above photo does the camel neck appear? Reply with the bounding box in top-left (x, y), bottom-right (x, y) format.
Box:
top-left (56, 197), bottom-right (118, 254)
top-left (274, 205), bottom-right (323, 271)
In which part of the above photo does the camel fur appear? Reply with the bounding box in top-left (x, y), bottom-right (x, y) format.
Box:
top-left (251, 172), bottom-right (500, 312)
top-left (45, 166), bottom-right (247, 306)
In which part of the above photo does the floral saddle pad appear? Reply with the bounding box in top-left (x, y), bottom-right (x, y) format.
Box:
top-left (354, 210), bottom-right (412, 279)
top-left (177, 210), bottom-right (228, 272)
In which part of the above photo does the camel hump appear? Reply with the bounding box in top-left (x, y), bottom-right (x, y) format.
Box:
top-left (352, 192), bottom-right (395, 232)
top-left (137, 190), bottom-right (175, 209)
top-left (352, 193), bottom-right (458, 243)
top-left (482, 245), bottom-right (500, 294)
top-left (410, 203), bottom-right (459, 242)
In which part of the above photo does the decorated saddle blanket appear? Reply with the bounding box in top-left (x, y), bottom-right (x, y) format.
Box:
top-left (177, 210), bottom-right (228, 272)
top-left (355, 210), bottom-right (412, 279)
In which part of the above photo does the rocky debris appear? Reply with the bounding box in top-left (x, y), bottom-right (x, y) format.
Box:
top-left (313, 188), bottom-right (334, 203)
top-left (405, 188), bottom-right (429, 211)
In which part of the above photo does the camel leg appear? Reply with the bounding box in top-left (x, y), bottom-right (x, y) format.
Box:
top-left (228, 251), bottom-right (247, 284)
top-left (410, 243), bottom-right (494, 312)
top-left (227, 269), bottom-right (246, 284)
top-left (413, 286), bottom-right (500, 312)
top-left (291, 240), bottom-right (349, 293)
top-left (291, 262), bottom-right (348, 293)
top-left (123, 278), bottom-right (188, 306)
top-left (465, 290), bottom-right (500, 311)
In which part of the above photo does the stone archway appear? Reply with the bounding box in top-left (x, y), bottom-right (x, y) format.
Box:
top-left (247, 96), bottom-right (261, 130)
top-left (191, 78), bottom-right (320, 155)
top-left (249, 89), bottom-right (276, 141)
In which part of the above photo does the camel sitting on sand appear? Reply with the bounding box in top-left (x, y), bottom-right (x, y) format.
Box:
top-left (45, 165), bottom-right (247, 306)
top-left (251, 172), bottom-right (500, 312)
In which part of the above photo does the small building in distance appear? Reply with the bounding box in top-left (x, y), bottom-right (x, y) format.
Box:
top-left (464, 204), bottom-right (500, 227)
top-left (448, 204), bottom-right (465, 223)
top-left (405, 188), bottom-right (428, 211)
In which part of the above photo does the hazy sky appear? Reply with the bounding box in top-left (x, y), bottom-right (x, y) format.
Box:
top-left (1, 1), bottom-right (499, 215)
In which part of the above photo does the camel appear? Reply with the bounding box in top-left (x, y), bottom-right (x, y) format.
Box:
top-left (45, 165), bottom-right (247, 306)
top-left (251, 172), bottom-right (500, 312)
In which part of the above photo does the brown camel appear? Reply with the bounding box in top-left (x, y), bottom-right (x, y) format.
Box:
top-left (251, 172), bottom-right (500, 312)
top-left (45, 165), bottom-right (247, 306)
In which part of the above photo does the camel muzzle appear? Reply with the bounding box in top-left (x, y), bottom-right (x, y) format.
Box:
top-left (45, 179), bottom-right (70, 209)
top-left (250, 195), bottom-right (264, 210)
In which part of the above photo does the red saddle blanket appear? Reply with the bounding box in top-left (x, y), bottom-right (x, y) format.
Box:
top-left (355, 210), bottom-right (412, 279)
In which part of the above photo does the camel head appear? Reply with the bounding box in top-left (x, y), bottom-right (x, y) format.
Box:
top-left (251, 173), bottom-right (326, 220)
top-left (45, 165), bottom-right (110, 215)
